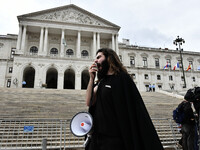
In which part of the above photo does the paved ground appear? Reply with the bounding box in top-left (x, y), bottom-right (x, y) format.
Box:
top-left (0, 87), bottom-right (184, 119)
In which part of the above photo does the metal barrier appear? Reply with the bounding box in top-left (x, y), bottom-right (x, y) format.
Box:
top-left (0, 118), bottom-right (181, 150)
top-left (0, 119), bottom-right (84, 150)
top-left (152, 118), bottom-right (182, 150)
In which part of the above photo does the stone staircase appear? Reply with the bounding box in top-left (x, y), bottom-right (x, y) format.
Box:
top-left (0, 88), bottom-right (88, 119)
top-left (0, 88), bottom-right (183, 149)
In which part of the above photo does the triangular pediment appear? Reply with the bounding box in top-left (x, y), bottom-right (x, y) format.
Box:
top-left (18, 4), bottom-right (120, 29)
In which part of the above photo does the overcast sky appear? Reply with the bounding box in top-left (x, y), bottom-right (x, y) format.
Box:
top-left (1, 0), bottom-right (200, 52)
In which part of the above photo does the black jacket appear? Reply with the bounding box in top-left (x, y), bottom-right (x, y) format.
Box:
top-left (90, 72), bottom-right (163, 150)
top-left (178, 101), bottom-right (195, 125)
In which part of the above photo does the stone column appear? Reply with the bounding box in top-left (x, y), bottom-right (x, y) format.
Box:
top-left (43, 28), bottom-right (48, 55)
top-left (115, 34), bottom-right (119, 55)
top-left (57, 72), bottom-right (64, 89)
top-left (76, 31), bottom-right (81, 58)
top-left (93, 32), bottom-right (96, 58)
top-left (34, 66), bottom-right (40, 89)
top-left (60, 29), bottom-right (65, 57)
top-left (39, 27), bottom-right (44, 54)
top-left (75, 73), bottom-right (81, 90)
top-left (97, 32), bottom-right (100, 50)
top-left (16, 25), bottom-right (22, 50)
top-left (112, 34), bottom-right (115, 51)
top-left (21, 25), bottom-right (27, 52)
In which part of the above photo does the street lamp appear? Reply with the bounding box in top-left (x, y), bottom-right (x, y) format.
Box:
top-left (173, 36), bottom-right (186, 88)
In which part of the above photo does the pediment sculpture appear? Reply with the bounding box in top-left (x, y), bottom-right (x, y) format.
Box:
top-left (33, 8), bottom-right (108, 26)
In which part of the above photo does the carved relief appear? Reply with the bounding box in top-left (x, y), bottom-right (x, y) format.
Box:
top-left (28, 34), bottom-right (39, 41)
top-left (66, 38), bottom-right (75, 43)
top-left (81, 39), bottom-right (89, 44)
top-left (50, 36), bottom-right (60, 42)
top-left (34, 8), bottom-right (108, 26)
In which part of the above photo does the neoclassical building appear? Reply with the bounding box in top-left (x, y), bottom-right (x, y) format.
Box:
top-left (0, 4), bottom-right (200, 91)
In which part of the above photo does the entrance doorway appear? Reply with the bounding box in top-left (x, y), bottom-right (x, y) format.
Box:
top-left (22, 66), bottom-right (35, 88)
top-left (46, 68), bottom-right (58, 89)
top-left (81, 70), bottom-right (89, 89)
top-left (64, 69), bottom-right (75, 89)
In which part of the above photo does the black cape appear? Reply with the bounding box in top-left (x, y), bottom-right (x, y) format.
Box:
top-left (89, 72), bottom-right (164, 150)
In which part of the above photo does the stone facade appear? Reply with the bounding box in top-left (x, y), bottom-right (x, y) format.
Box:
top-left (0, 4), bottom-right (200, 91)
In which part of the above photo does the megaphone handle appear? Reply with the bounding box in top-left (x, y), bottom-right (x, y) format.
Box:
top-left (83, 134), bottom-right (92, 147)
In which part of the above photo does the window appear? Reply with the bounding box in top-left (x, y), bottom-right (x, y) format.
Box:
top-left (9, 67), bottom-right (13, 73)
top-left (158, 85), bottom-right (162, 89)
top-left (178, 60), bottom-right (182, 68)
top-left (66, 49), bottom-right (74, 56)
top-left (143, 57), bottom-right (147, 67)
top-left (130, 56), bottom-right (135, 66)
top-left (50, 48), bottom-right (58, 55)
top-left (130, 73), bottom-right (136, 79)
top-left (144, 74), bottom-right (149, 79)
top-left (10, 48), bottom-right (15, 59)
top-left (30, 46), bottom-right (38, 54)
top-left (81, 50), bottom-right (89, 57)
top-left (169, 75), bottom-right (173, 81)
top-left (7, 79), bottom-right (11, 88)
top-left (157, 75), bottom-right (161, 80)
top-left (166, 59), bottom-right (171, 69)
top-left (192, 77), bottom-right (195, 82)
top-left (189, 61), bottom-right (193, 70)
top-left (155, 58), bottom-right (159, 68)
top-left (170, 85), bottom-right (174, 90)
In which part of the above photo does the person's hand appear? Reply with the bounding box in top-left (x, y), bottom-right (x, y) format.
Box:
top-left (89, 63), bottom-right (98, 80)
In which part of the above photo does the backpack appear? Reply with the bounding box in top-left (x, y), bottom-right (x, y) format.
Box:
top-left (173, 103), bottom-right (185, 124)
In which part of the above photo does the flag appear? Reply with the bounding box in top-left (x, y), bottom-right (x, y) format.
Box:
top-left (173, 62), bottom-right (180, 70)
top-left (197, 66), bottom-right (200, 71)
top-left (163, 62), bottom-right (169, 69)
top-left (186, 64), bottom-right (191, 71)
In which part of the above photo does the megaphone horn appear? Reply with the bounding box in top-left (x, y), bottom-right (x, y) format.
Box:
top-left (70, 112), bottom-right (93, 137)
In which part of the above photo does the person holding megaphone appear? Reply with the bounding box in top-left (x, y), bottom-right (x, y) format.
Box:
top-left (85, 48), bottom-right (163, 150)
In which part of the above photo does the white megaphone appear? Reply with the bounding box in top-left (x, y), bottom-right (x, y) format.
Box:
top-left (70, 112), bottom-right (93, 137)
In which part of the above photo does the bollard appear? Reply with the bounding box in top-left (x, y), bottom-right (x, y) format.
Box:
top-left (42, 138), bottom-right (47, 150)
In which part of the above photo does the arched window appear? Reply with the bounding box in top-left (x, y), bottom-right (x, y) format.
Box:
top-left (143, 57), bottom-right (147, 67)
top-left (50, 48), bottom-right (58, 55)
top-left (30, 46), bottom-right (38, 55)
top-left (81, 50), bottom-right (89, 58)
top-left (66, 49), bottom-right (74, 56)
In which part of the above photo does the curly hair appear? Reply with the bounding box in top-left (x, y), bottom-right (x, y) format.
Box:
top-left (96, 48), bottom-right (128, 74)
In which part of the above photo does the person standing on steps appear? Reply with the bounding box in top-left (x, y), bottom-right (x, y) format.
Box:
top-left (85, 48), bottom-right (164, 150)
